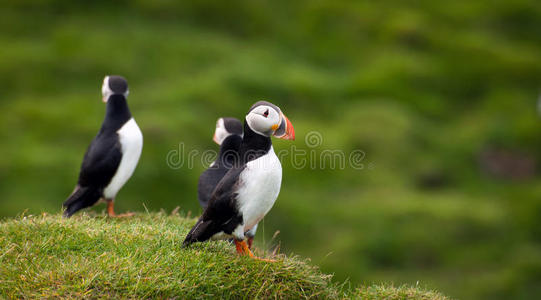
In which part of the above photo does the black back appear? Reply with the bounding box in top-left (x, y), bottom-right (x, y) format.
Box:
top-left (197, 134), bottom-right (242, 208)
top-left (78, 95), bottom-right (131, 188)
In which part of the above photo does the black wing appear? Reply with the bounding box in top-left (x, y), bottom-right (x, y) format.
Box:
top-left (184, 166), bottom-right (246, 246)
top-left (78, 131), bottom-right (122, 188)
top-left (63, 185), bottom-right (102, 217)
top-left (197, 167), bottom-right (229, 209)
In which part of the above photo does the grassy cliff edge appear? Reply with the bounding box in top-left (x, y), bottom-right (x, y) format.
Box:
top-left (0, 213), bottom-right (448, 299)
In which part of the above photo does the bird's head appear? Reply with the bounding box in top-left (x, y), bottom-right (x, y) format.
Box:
top-left (213, 117), bottom-right (243, 145)
top-left (245, 101), bottom-right (295, 140)
top-left (102, 75), bottom-right (129, 103)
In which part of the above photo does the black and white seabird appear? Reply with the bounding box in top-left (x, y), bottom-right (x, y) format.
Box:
top-left (197, 117), bottom-right (243, 209)
top-left (184, 101), bottom-right (295, 260)
top-left (197, 117), bottom-right (259, 249)
top-left (63, 75), bottom-right (143, 218)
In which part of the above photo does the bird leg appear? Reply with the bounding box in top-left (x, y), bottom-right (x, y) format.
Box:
top-left (235, 240), bottom-right (247, 255)
top-left (234, 240), bottom-right (275, 262)
top-left (234, 240), bottom-right (255, 257)
top-left (107, 201), bottom-right (115, 216)
top-left (107, 201), bottom-right (135, 218)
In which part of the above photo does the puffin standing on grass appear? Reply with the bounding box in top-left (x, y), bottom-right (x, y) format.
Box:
top-left (184, 101), bottom-right (295, 260)
top-left (197, 117), bottom-right (259, 249)
top-left (63, 75), bottom-right (143, 218)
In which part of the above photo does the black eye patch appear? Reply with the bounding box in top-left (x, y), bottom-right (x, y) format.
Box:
top-left (263, 109), bottom-right (269, 117)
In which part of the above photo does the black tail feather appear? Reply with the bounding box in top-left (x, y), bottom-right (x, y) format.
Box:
top-left (182, 219), bottom-right (214, 247)
top-left (63, 186), bottom-right (101, 218)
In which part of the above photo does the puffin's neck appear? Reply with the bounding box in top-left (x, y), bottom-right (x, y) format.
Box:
top-left (218, 134), bottom-right (242, 165)
top-left (239, 121), bottom-right (272, 163)
top-left (101, 94), bottom-right (132, 132)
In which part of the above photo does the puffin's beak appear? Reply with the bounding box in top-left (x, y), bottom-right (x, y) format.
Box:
top-left (213, 133), bottom-right (220, 145)
top-left (274, 113), bottom-right (295, 140)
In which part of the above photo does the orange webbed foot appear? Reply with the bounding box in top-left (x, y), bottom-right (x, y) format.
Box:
top-left (234, 240), bottom-right (275, 262)
top-left (107, 202), bottom-right (135, 218)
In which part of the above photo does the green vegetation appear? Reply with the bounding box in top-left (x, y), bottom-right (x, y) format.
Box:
top-left (1, 1), bottom-right (541, 299)
top-left (0, 213), bottom-right (448, 299)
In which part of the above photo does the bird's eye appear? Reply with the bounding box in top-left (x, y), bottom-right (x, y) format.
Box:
top-left (263, 109), bottom-right (269, 118)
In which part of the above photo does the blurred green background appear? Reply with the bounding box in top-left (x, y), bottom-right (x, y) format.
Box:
top-left (1, 1), bottom-right (541, 299)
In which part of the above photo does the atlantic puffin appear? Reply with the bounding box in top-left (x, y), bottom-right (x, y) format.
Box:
top-left (197, 117), bottom-right (243, 209)
top-left (184, 101), bottom-right (295, 260)
top-left (197, 117), bottom-right (259, 249)
top-left (63, 75), bottom-right (143, 218)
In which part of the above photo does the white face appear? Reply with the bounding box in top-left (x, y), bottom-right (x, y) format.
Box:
top-left (245, 105), bottom-right (281, 137)
top-left (213, 118), bottom-right (229, 145)
top-left (101, 76), bottom-right (113, 103)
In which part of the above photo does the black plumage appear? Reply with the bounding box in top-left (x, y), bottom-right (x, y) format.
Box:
top-left (197, 134), bottom-right (242, 208)
top-left (187, 166), bottom-right (246, 244)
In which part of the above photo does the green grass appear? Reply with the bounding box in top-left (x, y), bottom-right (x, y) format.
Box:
top-left (0, 212), bottom-right (447, 299)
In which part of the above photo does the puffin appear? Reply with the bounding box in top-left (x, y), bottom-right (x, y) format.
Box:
top-left (197, 117), bottom-right (243, 209)
top-left (183, 101), bottom-right (295, 260)
top-left (197, 117), bottom-right (259, 249)
top-left (63, 75), bottom-right (143, 218)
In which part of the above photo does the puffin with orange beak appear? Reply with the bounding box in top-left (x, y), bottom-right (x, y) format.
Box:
top-left (184, 101), bottom-right (294, 260)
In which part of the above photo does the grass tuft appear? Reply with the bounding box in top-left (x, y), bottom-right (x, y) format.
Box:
top-left (0, 212), bottom-right (448, 299)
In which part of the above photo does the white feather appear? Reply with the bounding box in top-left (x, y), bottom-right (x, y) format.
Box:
top-left (103, 118), bottom-right (143, 199)
top-left (245, 223), bottom-right (258, 238)
top-left (210, 147), bottom-right (282, 241)
top-left (236, 147), bottom-right (282, 232)
top-left (213, 118), bottom-right (229, 145)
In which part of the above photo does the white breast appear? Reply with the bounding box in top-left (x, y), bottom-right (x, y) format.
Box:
top-left (236, 147), bottom-right (282, 231)
top-left (103, 118), bottom-right (143, 200)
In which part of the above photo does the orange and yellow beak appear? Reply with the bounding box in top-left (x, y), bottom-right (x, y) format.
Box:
top-left (213, 133), bottom-right (220, 145)
top-left (274, 112), bottom-right (295, 140)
